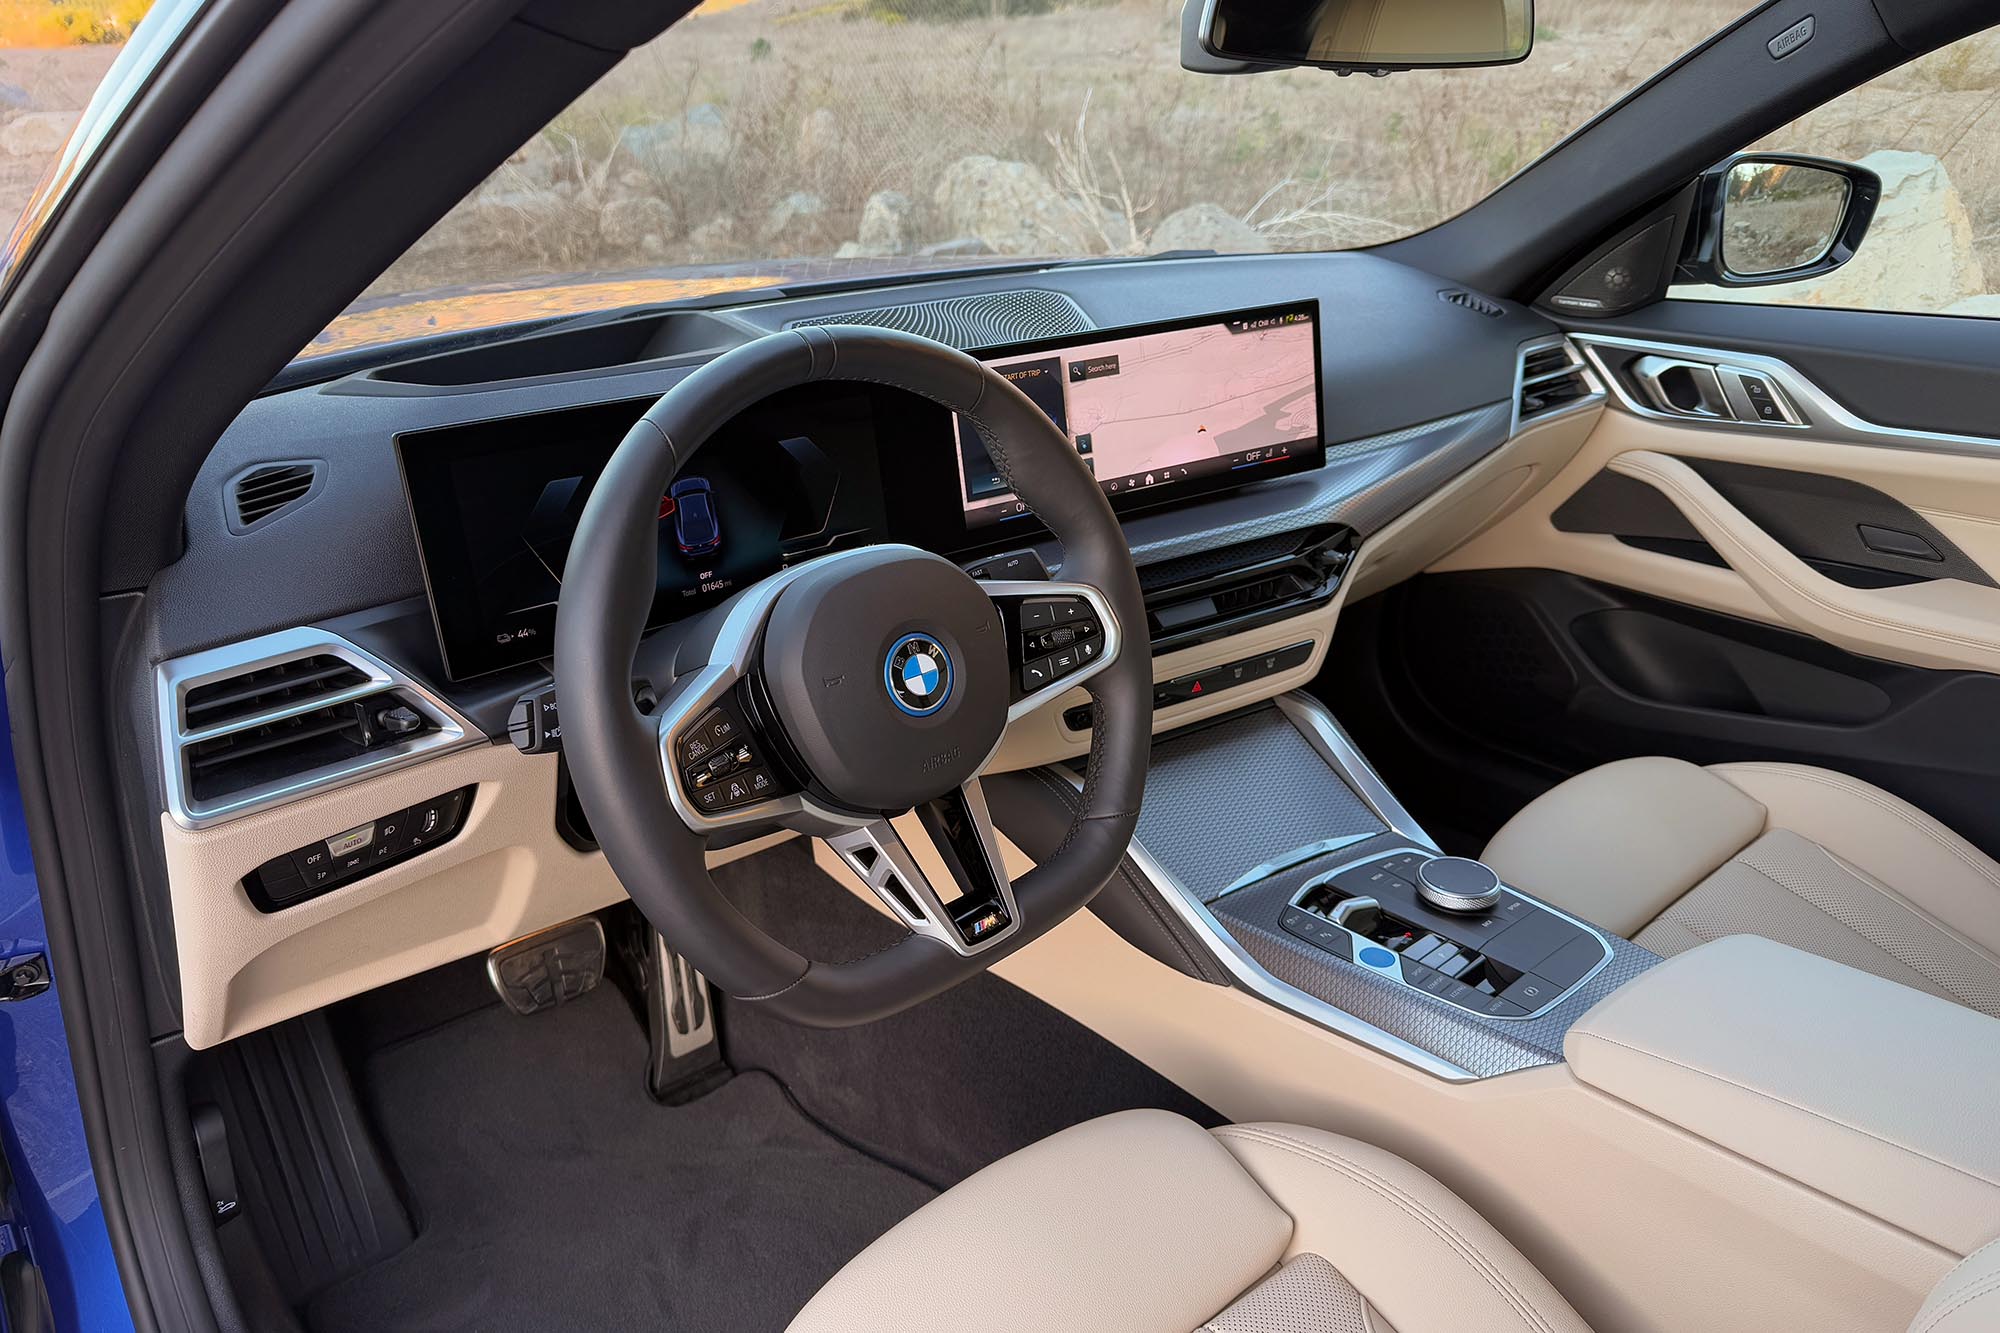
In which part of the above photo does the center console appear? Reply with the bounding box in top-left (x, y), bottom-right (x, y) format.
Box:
top-left (988, 692), bottom-right (1656, 1081)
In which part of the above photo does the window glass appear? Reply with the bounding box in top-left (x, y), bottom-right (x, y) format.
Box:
top-left (1672, 28), bottom-right (2000, 316)
top-left (318, 0), bottom-right (1742, 358)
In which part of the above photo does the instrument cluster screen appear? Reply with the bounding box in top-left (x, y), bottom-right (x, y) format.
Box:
top-left (398, 386), bottom-right (890, 680)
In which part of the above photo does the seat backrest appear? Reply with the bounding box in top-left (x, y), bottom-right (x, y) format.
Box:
top-left (1911, 1239), bottom-right (2000, 1332)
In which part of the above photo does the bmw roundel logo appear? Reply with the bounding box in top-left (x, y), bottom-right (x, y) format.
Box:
top-left (885, 633), bottom-right (953, 717)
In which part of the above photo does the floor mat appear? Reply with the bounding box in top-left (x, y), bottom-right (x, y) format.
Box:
top-left (716, 840), bottom-right (1221, 1188)
top-left (306, 984), bottom-right (934, 1333)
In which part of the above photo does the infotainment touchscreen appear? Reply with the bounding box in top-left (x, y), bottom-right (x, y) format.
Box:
top-left (957, 302), bottom-right (1322, 528)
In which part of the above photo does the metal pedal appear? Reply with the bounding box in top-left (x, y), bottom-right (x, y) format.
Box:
top-left (641, 932), bottom-right (728, 1103)
top-left (486, 917), bottom-right (606, 1015)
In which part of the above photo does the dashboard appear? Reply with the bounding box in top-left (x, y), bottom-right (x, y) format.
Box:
top-left (396, 302), bottom-right (1325, 681)
top-left (135, 249), bottom-right (1602, 1049)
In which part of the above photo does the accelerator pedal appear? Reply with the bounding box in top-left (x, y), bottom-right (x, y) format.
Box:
top-left (486, 917), bottom-right (606, 1015)
top-left (637, 928), bottom-right (728, 1103)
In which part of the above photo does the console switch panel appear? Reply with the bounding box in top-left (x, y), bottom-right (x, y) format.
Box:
top-left (1283, 849), bottom-right (1611, 1019)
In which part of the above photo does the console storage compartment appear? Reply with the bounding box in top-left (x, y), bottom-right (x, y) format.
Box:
top-left (1566, 934), bottom-right (2000, 1253)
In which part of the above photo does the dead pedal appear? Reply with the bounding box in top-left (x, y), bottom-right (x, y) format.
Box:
top-left (486, 917), bottom-right (606, 1015)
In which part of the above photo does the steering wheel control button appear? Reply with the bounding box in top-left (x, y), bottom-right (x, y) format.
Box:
top-left (885, 633), bottom-right (953, 717)
top-left (1415, 856), bottom-right (1504, 914)
top-left (1019, 600), bottom-right (1060, 630)
top-left (965, 549), bottom-right (1048, 582)
top-left (1021, 656), bottom-right (1055, 690)
top-left (676, 707), bottom-right (740, 769)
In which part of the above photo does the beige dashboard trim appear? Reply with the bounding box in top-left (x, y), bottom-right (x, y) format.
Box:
top-left (158, 741), bottom-right (785, 1049)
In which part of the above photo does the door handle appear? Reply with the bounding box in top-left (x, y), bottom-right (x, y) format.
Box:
top-left (1630, 356), bottom-right (1732, 419)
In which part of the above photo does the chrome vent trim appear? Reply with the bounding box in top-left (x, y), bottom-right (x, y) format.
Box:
top-left (157, 628), bottom-right (478, 830)
top-left (229, 461), bottom-right (320, 532)
top-left (784, 289), bottom-right (1091, 349)
top-left (1512, 336), bottom-right (1602, 432)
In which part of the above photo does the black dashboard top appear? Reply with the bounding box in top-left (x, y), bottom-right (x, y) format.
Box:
top-left (144, 249), bottom-right (1554, 709)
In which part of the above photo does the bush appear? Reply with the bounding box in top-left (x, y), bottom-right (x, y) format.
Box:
top-left (0, 0), bottom-right (152, 46)
top-left (863, 0), bottom-right (1053, 21)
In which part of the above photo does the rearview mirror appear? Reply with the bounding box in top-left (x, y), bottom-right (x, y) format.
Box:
top-left (1196, 0), bottom-right (1533, 73)
top-left (1680, 154), bottom-right (1882, 288)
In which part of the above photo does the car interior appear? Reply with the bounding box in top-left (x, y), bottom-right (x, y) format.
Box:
top-left (8, 0), bottom-right (2000, 1330)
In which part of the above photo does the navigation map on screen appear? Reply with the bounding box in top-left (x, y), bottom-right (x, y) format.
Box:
top-left (957, 305), bottom-right (1319, 527)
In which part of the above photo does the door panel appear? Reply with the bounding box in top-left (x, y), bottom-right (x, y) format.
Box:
top-left (1432, 384), bottom-right (2000, 677)
top-left (1389, 315), bottom-right (2000, 853)
top-left (1356, 569), bottom-right (2000, 863)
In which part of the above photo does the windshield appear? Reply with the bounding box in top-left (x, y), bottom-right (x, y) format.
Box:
top-left (315, 0), bottom-right (1743, 358)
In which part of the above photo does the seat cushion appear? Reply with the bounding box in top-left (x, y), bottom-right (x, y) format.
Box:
top-left (787, 1110), bottom-right (1592, 1333)
top-left (1483, 760), bottom-right (2000, 1018)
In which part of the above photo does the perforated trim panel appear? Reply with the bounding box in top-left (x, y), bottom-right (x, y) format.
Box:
top-left (1136, 708), bottom-right (1385, 902)
top-left (785, 289), bottom-right (1092, 348)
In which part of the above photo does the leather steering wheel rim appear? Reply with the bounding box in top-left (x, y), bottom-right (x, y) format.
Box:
top-left (555, 325), bottom-right (1150, 1026)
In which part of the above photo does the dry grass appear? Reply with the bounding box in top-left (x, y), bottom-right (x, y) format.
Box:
top-left (365, 0), bottom-right (1741, 300)
top-left (0, 0), bottom-right (148, 46)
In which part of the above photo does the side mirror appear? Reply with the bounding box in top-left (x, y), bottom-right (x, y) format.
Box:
top-left (1679, 154), bottom-right (1881, 288)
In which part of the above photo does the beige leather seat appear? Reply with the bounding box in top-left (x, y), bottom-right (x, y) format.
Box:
top-left (789, 1108), bottom-right (2000, 1332)
top-left (1482, 758), bottom-right (2000, 1018)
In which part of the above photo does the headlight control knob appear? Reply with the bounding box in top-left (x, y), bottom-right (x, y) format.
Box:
top-left (1415, 856), bottom-right (1502, 914)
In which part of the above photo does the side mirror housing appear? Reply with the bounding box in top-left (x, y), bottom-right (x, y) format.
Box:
top-left (1679, 153), bottom-right (1881, 288)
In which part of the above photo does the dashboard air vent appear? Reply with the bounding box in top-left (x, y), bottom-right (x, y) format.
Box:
top-left (158, 630), bottom-right (473, 829)
top-left (232, 462), bottom-right (318, 530)
top-left (1517, 340), bottom-right (1597, 423)
top-left (183, 654), bottom-right (370, 733)
top-left (1439, 288), bottom-right (1504, 318)
top-left (1138, 528), bottom-right (1353, 651)
top-left (786, 289), bottom-right (1091, 349)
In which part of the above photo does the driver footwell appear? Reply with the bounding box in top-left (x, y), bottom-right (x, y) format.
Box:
top-left (304, 982), bottom-right (934, 1333)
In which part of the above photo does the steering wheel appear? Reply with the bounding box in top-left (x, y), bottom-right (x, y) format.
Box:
top-left (554, 326), bottom-right (1151, 1027)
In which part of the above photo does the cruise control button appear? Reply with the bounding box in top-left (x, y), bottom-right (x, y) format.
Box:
top-left (695, 785), bottom-right (727, 813)
top-left (742, 767), bottom-right (778, 799)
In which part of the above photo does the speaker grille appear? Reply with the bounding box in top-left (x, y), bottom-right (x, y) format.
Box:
top-left (787, 289), bottom-right (1091, 349)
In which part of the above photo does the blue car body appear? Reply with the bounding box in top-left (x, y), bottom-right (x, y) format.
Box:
top-left (0, 687), bottom-right (131, 1332)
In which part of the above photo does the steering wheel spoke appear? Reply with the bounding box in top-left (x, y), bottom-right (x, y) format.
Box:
top-left (824, 778), bottom-right (1019, 955)
top-left (976, 578), bottom-right (1125, 722)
